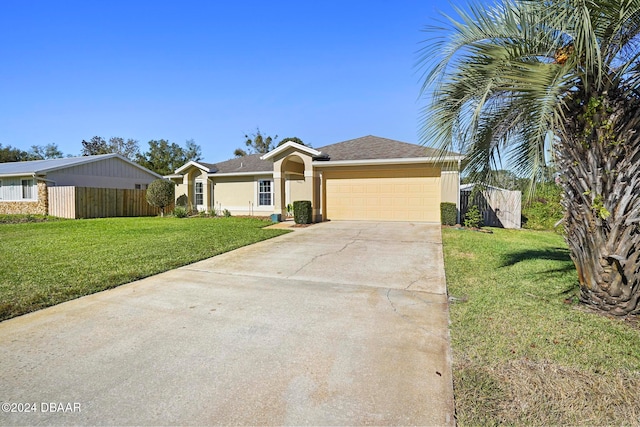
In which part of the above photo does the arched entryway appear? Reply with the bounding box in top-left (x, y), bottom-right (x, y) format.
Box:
top-left (281, 155), bottom-right (306, 217)
top-left (261, 141), bottom-right (322, 221)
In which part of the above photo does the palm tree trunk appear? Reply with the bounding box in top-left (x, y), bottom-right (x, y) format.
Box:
top-left (557, 94), bottom-right (640, 316)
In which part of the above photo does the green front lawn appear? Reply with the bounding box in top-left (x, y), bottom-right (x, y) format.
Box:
top-left (0, 216), bottom-right (289, 321)
top-left (442, 227), bottom-right (640, 426)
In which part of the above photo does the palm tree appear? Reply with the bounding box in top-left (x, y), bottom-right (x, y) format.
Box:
top-left (419, 0), bottom-right (640, 316)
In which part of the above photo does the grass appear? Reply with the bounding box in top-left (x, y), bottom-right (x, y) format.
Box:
top-left (0, 216), bottom-right (289, 321)
top-left (0, 214), bottom-right (64, 224)
top-left (442, 227), bottom-right (640, 426)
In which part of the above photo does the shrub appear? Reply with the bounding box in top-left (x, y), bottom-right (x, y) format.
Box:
top-left (0, 214), bottom-right (58, 224)
top-left (293, 200), bottom-right (312, 224)
top-left (464, 205), bottom-right (483, 228)
top-left (173, 206), bottom-right (188, 218)
top-left (223, 209), bottom-right (232, 217)
top-left (146, 179), bottom-right (175, 217)
top-left (522, 183), bottom-right (563, 231)
top-left (440, 202), bottom-right (458, 226)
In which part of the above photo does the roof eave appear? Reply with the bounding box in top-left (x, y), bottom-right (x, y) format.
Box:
top-left (0, 172), bottom-right (39, 178)
top-left (208, 171), bottom-right (273, 177)
top-left (260, 142), bottom-right (322, 160)
top-left (174, 161), bottom-right (213, 174)
top-left (312, 156), bottom-right (464, 167)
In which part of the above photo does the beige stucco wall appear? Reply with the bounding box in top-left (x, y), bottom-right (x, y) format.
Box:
top-left (173, 169), bottom-right (213, 212)
top-left (174, 182), bottom-right (188, 205)
top-left (440, 172), bottom-right (460, 204)
top-left (288, 177), bottom-right (308, 204)
top-left (171, 162), bottom-right (275, 216)
top-left (212, 175), bottom-right (273, 216)
top-left (272, 151), bottom-right (317, 219)
top-left (440, 162), bottom-right (461, 223)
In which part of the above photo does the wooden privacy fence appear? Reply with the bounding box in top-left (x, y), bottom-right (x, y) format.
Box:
top-left (48, 186), bottom-right (165, 219)
top-left (460, 186), bottom-right (522, 229)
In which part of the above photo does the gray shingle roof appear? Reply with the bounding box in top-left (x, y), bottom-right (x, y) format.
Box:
top-left (199, 135), bottom-right (461, 174)
top-left (316, 135), bottom-right (456, 161)
top-left (0, 154), bottom-right (116, 176)
top-left (204, 154), bottom-right (273, 174)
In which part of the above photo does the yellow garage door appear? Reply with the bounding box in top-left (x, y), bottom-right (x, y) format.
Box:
top-left (325, 169), bottom-right (441, 222)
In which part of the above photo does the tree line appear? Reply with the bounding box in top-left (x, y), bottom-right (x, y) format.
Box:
top-left (0, 137), bottom-right (203, 176)
top-left (0, 143), bottom-right (64, 163)
top-left (1, 128), bottom-right (306, 176)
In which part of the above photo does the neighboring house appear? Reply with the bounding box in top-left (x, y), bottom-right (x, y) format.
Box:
top-left (0, 154), bottom-right (162, 216)
top-left (168, 135), bottom-right (463, 222)
top-left (460, 183), bottom-right (522, 229)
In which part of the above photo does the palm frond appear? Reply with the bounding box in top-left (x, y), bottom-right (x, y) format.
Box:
top-left (419, 0), bottom-right (640, 190)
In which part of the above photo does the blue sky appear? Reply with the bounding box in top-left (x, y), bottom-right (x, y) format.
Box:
top-left (0, 0), bottom-right (469, 162)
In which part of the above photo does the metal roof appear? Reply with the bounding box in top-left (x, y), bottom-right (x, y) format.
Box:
top-left (0, 154), bottom-right (162, 178)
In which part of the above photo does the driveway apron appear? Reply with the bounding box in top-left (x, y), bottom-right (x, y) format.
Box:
top-left (0, 221), bottom-right (454, 426)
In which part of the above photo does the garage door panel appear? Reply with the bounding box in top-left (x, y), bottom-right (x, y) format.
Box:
top-left (325, 172), bottom-right (441, 222)
top-left (408, 197), bottom-right (424, 207)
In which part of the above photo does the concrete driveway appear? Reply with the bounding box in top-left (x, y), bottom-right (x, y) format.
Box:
top-left (0, 221), bottom-right (454, 426)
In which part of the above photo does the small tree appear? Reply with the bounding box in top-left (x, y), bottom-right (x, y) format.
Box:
top-left (146, 179), bottom-right (175, 217)
top-left (463, 205), bottom-right (483, 229)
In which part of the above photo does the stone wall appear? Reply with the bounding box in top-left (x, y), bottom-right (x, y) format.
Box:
top-left (0, 181), bottom-right (48, 215)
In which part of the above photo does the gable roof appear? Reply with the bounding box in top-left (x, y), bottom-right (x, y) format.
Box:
top-left (201, 154), bottom-right (273, 175)
top-left (315, 135), bottom-right (459, 161)
top-left (0, 154), bottom-right (162, 178)
top-left (173, 135), bottom-right (462, 176)
top-left (175, 160), bottom-right (217, 174)
top-left (260, 141), bottom-right (321, 161)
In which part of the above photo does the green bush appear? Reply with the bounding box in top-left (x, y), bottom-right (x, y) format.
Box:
top-left (146, 179), bottom-right (175, 216)
top-left (440, 202), bottom-right (458, 226)
top-left (464, 205), bottom-right (483, 228)
top-left (173, 206), bottom-right (188, 218)
top-left (293, 200), bottom-right (312, 224)
top-left (223, 209), bottom-right (232, 217)
top-left (0, 214), bottom-right (58, 224)
top-left (522, 183), bottom-right (563, 231)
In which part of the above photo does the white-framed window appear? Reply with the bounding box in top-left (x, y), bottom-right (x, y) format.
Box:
top-left (22, 179), bottom-right (34, 200)
top-left (195, 181), bottom-right (204, 206)
top-left (258, 179), bottom-right (272, 206)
